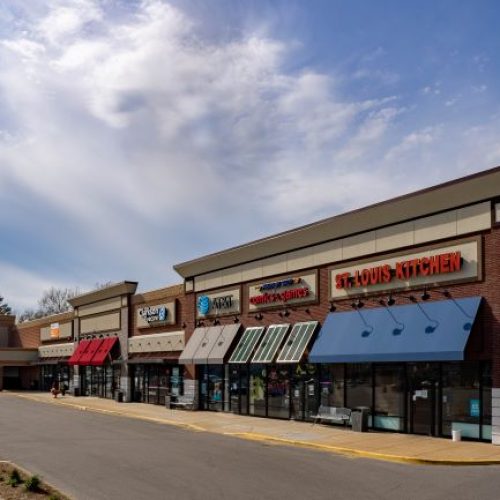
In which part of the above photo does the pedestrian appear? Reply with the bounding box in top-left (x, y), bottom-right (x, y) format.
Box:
top-left (50, 381), bottom-right (60, 398)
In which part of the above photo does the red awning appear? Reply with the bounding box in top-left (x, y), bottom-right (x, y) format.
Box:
top-left (68, 339), bottom-right (92, 366)
top-left (79, 339), bottom-right (104, 366)
top-left (90, 337), bottom-right (118, 366)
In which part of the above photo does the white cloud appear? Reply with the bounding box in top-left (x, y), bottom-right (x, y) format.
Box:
top-left (0, 261), bottom-right (69, 312)
top-left (385, 126), bottom-right (441, 161)
top-left (0, 1), bottom-right (499, 312)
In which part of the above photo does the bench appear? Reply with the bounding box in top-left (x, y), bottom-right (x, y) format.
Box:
top-left (169, 395), bottom-right (196, 410)
top-left (312, 405), bottom-right (351, 426)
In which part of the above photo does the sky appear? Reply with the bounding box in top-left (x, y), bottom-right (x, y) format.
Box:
top-left (0, 0), bottom-right (499, 313)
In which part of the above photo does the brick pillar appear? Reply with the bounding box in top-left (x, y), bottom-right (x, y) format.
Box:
top-left (72, 317), bottom-right (81, 391)
top-left (120, 306), bottom-right (130, 402)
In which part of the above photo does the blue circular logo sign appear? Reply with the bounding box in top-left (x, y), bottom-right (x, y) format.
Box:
top-left (197, 295), bottom-right (211, 315)
top-left (158, 306), bottom-right (167, 322)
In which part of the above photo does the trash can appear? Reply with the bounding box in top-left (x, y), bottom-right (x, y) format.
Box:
top-left (73, 387), bottom-right (80, 397)
top-left (452, 429), bottom-right (462, 442)
top-left (351, 408), bottom-right (370, 432)
top-left (115, 391), bottom-right (123, 403)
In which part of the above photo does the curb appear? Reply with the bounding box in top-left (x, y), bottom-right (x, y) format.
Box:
top-left (223, 432), bottom-right (500, 466)
top-left (0, 459), bottom-right (73, 499)
top-left (9, 393), bottom-right (500, 466)
top-left (13, 393), bottom-right (206, 433)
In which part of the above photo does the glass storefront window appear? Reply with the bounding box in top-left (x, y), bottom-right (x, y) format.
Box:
top-left (346, 363), bottom-right (372, 410)
top-left (442, 362), bottom-right (480, 439)
top-left (482, 363), bottom-right (492, 441)
top-left (291, 364), bottom-right (318, 421)
top-left (133, 365), bottom-right (145, 402)
top-left (208, 365), bottom-right (224, 412)
top-left (374, 364), bottom-right (405, 431)
top-left (319, 364), bottom-right (344, 407)
top-left (229, 365), bottom-right (241, 413)
top-left (249, 364), bottom-right (266, 416)
top-left (267, 365), bottom-right (290, 419)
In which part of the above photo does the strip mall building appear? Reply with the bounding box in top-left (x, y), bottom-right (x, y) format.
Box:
top-left (1, 167), bottom-right (499, 443)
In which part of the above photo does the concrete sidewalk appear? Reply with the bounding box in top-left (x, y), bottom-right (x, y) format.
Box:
top-left (8, 391), bottom-right (500, 465)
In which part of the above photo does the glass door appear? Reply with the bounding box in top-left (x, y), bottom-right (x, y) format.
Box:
top-left (408, 363), bottom-right (438, 436)
top-left (208, 365), bottom-right (224, 411)
top-left (158, 366), bottom-right (170, 406)
top-left (229, 365), bottom-right (241, 413)
top-left (267, 365), bottom-right (290, 419)
top-left (291, 364), bottom-right (318, 421)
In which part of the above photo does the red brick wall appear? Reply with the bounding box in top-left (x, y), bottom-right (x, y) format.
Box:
top-left (189, 227), bottom-right (500, 379)
top-left (10, 323), bottom-right (40, 348)
top-left (131, 285), bottom-right (195, 340)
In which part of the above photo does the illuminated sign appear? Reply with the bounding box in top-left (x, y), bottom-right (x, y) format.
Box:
top-left (330, 239), bottom-right (480, 299)
top-left (139, 306), bottom-right (168, 324)
top-left (249, 273), bottom-right (317, 311)
top-left (50, 323), bottom-right (60, 339)
top-left (196, 289), bottom-right (241, 318)
top-left (335, 252), bottom-right (462, 290)
top-left (197, 295), bottom-right (233, 314)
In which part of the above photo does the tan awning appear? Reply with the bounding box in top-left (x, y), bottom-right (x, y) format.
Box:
top-left (206, 324), bottom-right (241, 365)
top-left (178, 327), bottom-right (209, 365)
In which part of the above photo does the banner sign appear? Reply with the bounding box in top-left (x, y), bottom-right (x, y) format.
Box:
top-left (50, 323), bottom-right (60, 339)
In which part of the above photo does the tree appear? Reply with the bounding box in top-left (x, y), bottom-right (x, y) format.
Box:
top-left (18, 286), bottom-right (80, 322)
top-left (0, 295), bottom-right (12, 315)
top-left (37, 286), bottom-right (79, 316)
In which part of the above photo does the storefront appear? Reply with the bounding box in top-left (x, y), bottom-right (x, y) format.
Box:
top-left (129, 296), bottom-right (186, 405)
top-left (173, 168), bottom-right (500, 442)
top-left (38, 342), bottom-right (75, 392)
top-left (69, 336), bottom-right (121, 399)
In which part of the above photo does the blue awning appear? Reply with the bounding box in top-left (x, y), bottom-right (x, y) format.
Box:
top-left (309, 297), bottom-right (482, 363)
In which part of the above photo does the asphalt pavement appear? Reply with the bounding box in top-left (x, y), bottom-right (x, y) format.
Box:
top-left (1, 394), bottom-right (500, 499)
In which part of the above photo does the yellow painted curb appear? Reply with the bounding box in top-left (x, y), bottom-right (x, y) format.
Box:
top-left (12, 393), bottom-right (205, 433)
top-left (223, 432), bottom-right (500, 466)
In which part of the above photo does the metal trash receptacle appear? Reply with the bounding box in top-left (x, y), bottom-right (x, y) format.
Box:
top-left (73, 387), bottom-right (80, 397)
top-left (115, 391), bottom-right (123, 403)
top-left (352, 408), bottom-right (369, 432)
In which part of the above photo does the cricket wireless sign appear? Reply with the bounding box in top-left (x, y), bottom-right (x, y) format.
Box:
top-left (330, 240), bottom-right (480, 299)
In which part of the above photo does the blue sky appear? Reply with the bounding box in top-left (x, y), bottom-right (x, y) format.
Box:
top-left (0, 0), bottom-right (499, 312)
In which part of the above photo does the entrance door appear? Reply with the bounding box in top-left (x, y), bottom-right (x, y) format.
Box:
top-left (408, 363), bottom-right (438, 436)
top-left (291, 365), bottom-right (318, 421)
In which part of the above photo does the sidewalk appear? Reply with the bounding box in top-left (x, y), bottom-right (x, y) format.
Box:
top-left (9, 391), bottom-right (500, 465)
